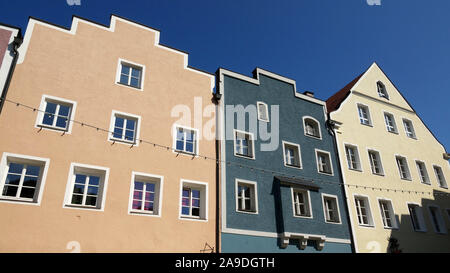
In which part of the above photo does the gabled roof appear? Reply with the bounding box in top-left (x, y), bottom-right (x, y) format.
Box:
top-left (326, 72), bottom-right (364, 113)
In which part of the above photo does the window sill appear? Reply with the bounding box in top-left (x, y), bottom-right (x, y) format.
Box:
top-left (129, 210), bottom-right (160, 217)
top-left (285, 164), bottom-right (302, 170)
top-left (400, 177), bottom-right (412, 181)
top-left (0, 197), bottom-right (37, 205)
top-left (438, 185), bottom-right (448, 190)
top-left (257, 118), bottom-right (270, 123)
top-left (358, 224), bottom-right (375, 229)
top-left (116, 82), bottom-right (143, 91)
top-left (37, 124), bottom-right (69, 133)
top-left (325, 220), bottom-right (342, 225)
top-left (318, 171), bottom-right (334, 176)
top-left (293, 214), bottom-right (313, 219)
top-left (64, 204), bottom-right (102, 211)
top-left (387, 130), bottom-right (398, 135)
top-left (236, 210), bottom-right (258, 215)
top-left (109, 137), bottom-right (137, 146)
top-left (349, 168), bottom-right (363, 172)
top-left (360, 123), bottom-right (373, 127)
top-left (179, 216), bottom-right (207, 222)
top-left (174, 150), bottom-right (197, 157)
top-left (234, 153), bottom-right (255, 160)
top-left (305, 134), bottom-right (322, 140)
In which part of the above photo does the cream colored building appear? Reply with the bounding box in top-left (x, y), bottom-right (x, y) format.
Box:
top-left (327, 62), bottom-right (450, 253)
top-left (0, 15), bottom-right (216, 252)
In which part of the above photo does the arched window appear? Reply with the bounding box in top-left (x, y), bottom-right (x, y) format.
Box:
top-left (377, 81), bottom-right (389, 99)
top-left (303, 117), bottom-right (321, 139)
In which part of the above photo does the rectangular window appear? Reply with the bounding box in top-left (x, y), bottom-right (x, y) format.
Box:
top-left (355, 196), bottom-right (373, 226)
top-left (118, 62), bottom-right (143, 89)
top-left (129, 173), bottom-right (163, 216)
top-left (416, 161), bottom-right (430, 185)
top-left (384, 113), bottom-right (397, 133)
top-left (234, 130), bottom-right (254, 159)
top-left (109, 111), bottom-right (141, 145)
top-left (257, 102), bottom-right (269, 122)
top-left (175, 126), bottom-right (198, 155)
top-left (236, 181), bottom-right (257, 213)
top-left (180, 180), bottom-right (207, 220)
top-left (323, 195), bottom-right (341, 223)
top-left (433, 166), bottom-right (448, 188)
top-left (428, 206), bottom-right (446, 234)
top-left (345, 145), bottom-right (361, 171)
top-left (396, 156), bottom-right (411, 180)
top-left (316, 150), bottom-right (333, 175)
top-left (368, 150), bottom-right (384, 175)
top-left (379, 200), bottom-right (396, 229)
top-left (283, 142), bottom-right (301, 169)
top-left (408, 204), bottom-right (426, 232)
top-left (402, 119), bottom-right (416, 139)
top-left (36, 95), bottom-right (76, 133)
top-left (357, 104), bottom-right (372, 126)
top-left (292, 189), bottom-right (311, 217)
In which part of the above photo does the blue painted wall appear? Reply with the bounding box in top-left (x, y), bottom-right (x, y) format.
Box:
top-left (220, 71), bottom-right (352, 252)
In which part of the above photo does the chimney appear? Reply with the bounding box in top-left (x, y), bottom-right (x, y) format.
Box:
top-left (303, 91), bottom-right (315, 98)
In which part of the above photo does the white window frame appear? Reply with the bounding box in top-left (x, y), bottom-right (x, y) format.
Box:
top-left (233, 129), bottom-right (255, 160)
top-left (282, 141), bottom-right (302, 169)
top-left (407, 202), bottom-right (427, 232)
top-left (377, 198), bottom-right (398, 229)
top-left (108, 110), bottom-right (141, 146)
top-left (427, 205), bottom-right (447, 234)
top-left (383, 111), bottom-right (398, 134)
top-left (395, 155), bottom-right (411, 181)
top-left (291, 188), bottom-right (312, 219)
top-left (235, 178), bottom-right (258, 215)
top-left (63, 162), bottom-right (109, 211)
top-left (302, 116), bottom-right (322, 139)
top-left (344, 143), bottom-right (362, 171)
top-left (315, 149), bottom-right (334, 176)
top-left (402, 118), bottom-right (417, 139)
top-left (415, 160), bottom-right (431, 185)
top-left (35, 95), bottom-right (77, 134)
top-left (356, 103), bottom-right (372, 126)
top-left (172, 125), bottom-right (200, 156)
top-left (354, 194), bottom-right (375, 228)
top-left (128, 171), bottom-right (164, 217)
top-left (433, 165), bottom-right (448, 189)
top-left (256, 101), bottom-right (269, 122)
top-left (0, 153), bottom-right (50, 206)
top-left (115, 58), bottom-right (145, 91)
top-left (367, 149), bottom-right (385, 176)
top-left (322, 193), bottom-right (342, 224)
top-left (179, 179), bottom-right (208, 221)
top-left (377, 81), bottom-right (389, 99)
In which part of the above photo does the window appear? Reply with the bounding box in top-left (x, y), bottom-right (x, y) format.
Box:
top-left (408, 204), bottom-right (426, 232)
top-left (64, 163), bottom-right (109, 210)
top-left (368, 150), bottom-right (384, 175)
top-left (257, 102), bottom-right (269, 122)
top-left (236, 180), bottom-right (258, 214)
top-left (378, 200), bottom-right (397, 229)
top-left (180, 180), bottom-right (208, 220)
top-left (322, 194), bottom-right (341, 224)
top-left (234, 130), bottom-right (254, 159)
top-left (292, 189), bottom-right (311, 218)
top-left (396, 156), bottom-right (411, 180)
top-left (316, 150), bottom-right (333, 175)
top-left (174, 126), bottom-right (198, 155)
top-left (383, 112), bottom-right (397, 133)
top-left (433, 166), bottom-right (448, 188)
top-left (303, 117), bottom-right (321, 139)
top-left (116, 59), bottom-right (144, 89)
top-left (355, 196), bottom-right (374, 227)
top-left (402, 119), bottom-right (416, 139)
top-left (109, 111), bottom-right (141, 145)
top-left (345, 145), bottom-right (361, 171)
top-left (36, 95), bottom-right (76, 133)
top-left (428, 206), bottom-right (446, 234)
top-left (357, 104), bottom-right (372, 126)
top-left (129, 172), bottom-right (163, 216)
top-left (283, 141), bottom-right (302, 169)
top-left (0, 153), bottom-right (49, 204)
top-left (415, 161), bottom-right (430, 185)
top-left (377, 81), bottom-right (389, 99)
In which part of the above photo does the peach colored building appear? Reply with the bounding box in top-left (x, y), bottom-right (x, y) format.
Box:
top-left (0, 15), bottom-right (216, 253)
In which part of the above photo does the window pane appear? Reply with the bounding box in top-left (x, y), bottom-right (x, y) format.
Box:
top-left (89, 176), bottom-right (100, 186)
top-left (42, 103), bottom-right (57, 125)
top-left (56, 116), bottom-right (68, 129)
top-left (25, 165), bottom-right (40, 176)
top-left (126, 119), bottom-right (136, 130)
top-left (182, 189), bottom-right (189, 197)
top-left (134, 191), bottom-right (143, 200)
top-left (75, 174), bottom-right (87, 185)
top-left (182, 197), bottom-right (189, 207)
top-left (145, 192), bottom-right (154, 202)
top-left (8, 163), bottom-right (23, 174)
top-left (182, 206), bottom-right (190, 215)
top-left (132, 200), bottom-right (142, 210)
top-left (120, 74), bottom-right (129, 85)
top-left (130, 77), bottom-right (140, 88)
top-left (23, 176), bottom-right (38, 187)
top-left (192, 199), bottom-right (200, 207)
top-left (19, 187), bottom-right (35, 199)
top-left (131, 68), bottom-right (141, 78)
top-left (192, 208), bottom-right (200, 217)
top-left (85, 196), bottom-right (97, 206)
top-left (87, 186), bottom-right (98, 195)
top-left (73, 184), bottom-right (84, 194)
top-left (115, 117), bottom-right (124, 128)
top-left (176, 140), bottom-right (184, 151)
top-left (113, 127), bottom-right (123, 139)
top-left (5, 174), bottom-right (21, 185)
top-left (71, 194), bottom-right (83, 205)
top-left (192, 190), bottom-right (200, 199)
top-left (146, 183), bottom-right (155, 192)
top-left (125, 129), bottom-right (135, 141)
top-left (244, 199), bottom-right (251, 211)
top-left (134, 182), bottom-right (144, 191)
top-left (185, 142), bottom-right (194, 153)
top-left (121, 65), bottom-right (131, 75)
top-left (144, 202), bottom-right (153, 211)
top-left (2, 185), bottom-right (18, 197)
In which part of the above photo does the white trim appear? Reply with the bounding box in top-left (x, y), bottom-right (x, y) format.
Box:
top-left (356, 102), bottom-right (373, 127)
top-left (282, 140), bottom-right (303, 170)
top-left (256, 101), bottom-right (269, 122)
top-left (401, 117), bottom-right (417, 140)
top-left (172, 124), bottom-right (200, 156)
top-left (367, 148), bottom-right (385, 176)
top-left (290, 187), bottom-right (312, 219)
top-left (432, 164), bottom-right (448, 189)
top-left (321, 193), bottom-right (342, 225)
top-left (178, 179), bottom-right (209, 222)
top-left (235, 178), bottom-right (259, 215)
top-left (17, 16), bottom-right (215, 91)
top-left (414, 160), bottom-right (431, 186)
top-left (63, 162), bottom-right (110, 211)
top-left (108, 110), bottom-right (142, 146)
top-left (315, 149), bottom-right (334, 176)
top-left (427, 204), bottom-right (447, 234)
top-left (343, 142), bottom-right (363, 172)
top-left (34, 94), bottom-right (77, 134)
top-left (0, 152), bottom-right (50, 206)
top-left (302, 116), bottom-right (322, 140)
top-left (376, 197), bottom-right (399, 229)
top-left (115, 58), bottom-right (146, 91)
top-left (406, 202), bottom-right (427, 232)
top-left (353, 193), bottom-right (375, 228)
top-left (394, 154), bottom-right (412, 181)
top-left (233, 129), bottom-right (256, 160)
top-left (127, 171), bottom-right (164, 217)
top-left (382, 110), bottom-right (398, 134)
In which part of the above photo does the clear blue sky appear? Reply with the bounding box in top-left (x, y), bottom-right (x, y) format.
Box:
top-left (1, 0), bottom-right (449, 150)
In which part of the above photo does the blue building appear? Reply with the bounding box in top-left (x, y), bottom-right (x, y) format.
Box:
top-left (215, 68), bottom-right (353, 253)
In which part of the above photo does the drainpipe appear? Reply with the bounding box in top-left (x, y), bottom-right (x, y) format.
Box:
top-left (326, 116), bottom-right (356, 253)
top-left (0, 33), bottom-right (23, 115)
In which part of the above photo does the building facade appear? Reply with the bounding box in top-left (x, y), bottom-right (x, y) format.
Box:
top-left (0, 15), bottom-right (216, 252)
top-left (216, 68), bottom-right (353, 253)
top-left (327, 62), bottom-right (450, 253)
